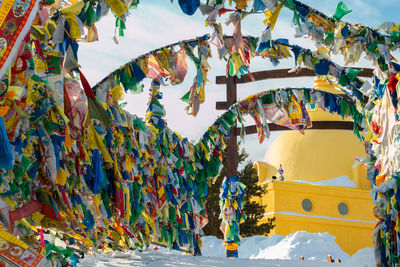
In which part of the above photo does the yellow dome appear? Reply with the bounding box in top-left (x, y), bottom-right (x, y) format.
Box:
top-left (255, 77), bottom-right (368, 188)
top-left (262, 128), bottom-right (365, 182)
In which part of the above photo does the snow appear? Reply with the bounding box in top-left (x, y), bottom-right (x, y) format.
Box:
top-left (202, 232), bottom-right (350, 261)
top-left (244, 232), bottom-right (349, 261)
top-left (346, 248), bottom-right (376, 267)
top-left (286, 176), bottom-right (357, 188)
top-left (78, 250), bottom-right (348, 267)
top-left (78, 231), bottom-right (375, 267)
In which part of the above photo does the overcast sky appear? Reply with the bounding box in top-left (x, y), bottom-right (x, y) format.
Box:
top-left (78, 0), bottom-right (400, 163)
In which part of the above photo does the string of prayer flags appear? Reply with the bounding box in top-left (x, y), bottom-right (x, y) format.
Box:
top-left (94, 34), bottom-right (373, 117)
top-left (238, 88), bottom-right (363, 143)
top-left (360, 74), bottom-right (400, 266)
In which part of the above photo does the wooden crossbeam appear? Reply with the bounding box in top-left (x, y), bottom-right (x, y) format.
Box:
top-left (234, 121), bottom-right (357, 136)
top-left (216, 101), bottom-right (229, 110)
top-left (215, 68), bottom-right (373, 85)
top-left (216, 94), bottom-right (349, 111)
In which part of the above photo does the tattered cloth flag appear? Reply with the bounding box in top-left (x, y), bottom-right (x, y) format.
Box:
top-left (333, 1), bottom-right (352, 21)
top-left (0, 226), bottom-right (47, 266)
top-left (78, 69), bottom-right (112, 129)
top-left (0, 0), bottom-right (42, 78)
top-left (178, 0), bottom-right (200, 15)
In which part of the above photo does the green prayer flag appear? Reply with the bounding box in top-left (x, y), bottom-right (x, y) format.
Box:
top-left (115, 18), bottom-right (126, 37)
top-left (88, 97), bottom-right (112, 129)
top-left (119, 102), bottom-right (127, 109)
top-left (206, 157), bottom-right (221, 177)
top-left (391, 31), bottom-right (400, 43)
top-left (339, 99), bottom-right (348, 117)
top-left (333, 2), bottom-right (352, 21)
top-left (324, 32), bottom-right (334, 47)
top-left (180, 90), bottom-right (191, 103)
top-left (347, 68), bottom-right (362, 82)
top-left (223, 110), bottom-right (237, 126)
top-left (367, 42), bottom-right (379, 56)
top-left (338, 73), bottom-right (349, 87)
top-left (261, 93), bottom-right (273, 104)
top-left (84, 2), bottom-right (98, 27)
top-left (284, 0), bottom-right (296, 9)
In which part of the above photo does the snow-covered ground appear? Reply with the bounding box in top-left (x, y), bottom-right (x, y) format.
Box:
top-left (203, 231), bottom-right (350, 261)
top-left (78, 231), bottom-right (376, 267)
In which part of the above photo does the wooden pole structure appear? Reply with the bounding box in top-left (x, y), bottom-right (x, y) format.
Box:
top-left (226, 76), bottom-right (237, 177)
top-left (217, 67), bottom-right (374, 179)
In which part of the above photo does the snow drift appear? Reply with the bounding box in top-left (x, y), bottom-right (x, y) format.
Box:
top-left (202, 231), bottom-right (350, 261)
top-left (79, 231), bottom-right (375, 267)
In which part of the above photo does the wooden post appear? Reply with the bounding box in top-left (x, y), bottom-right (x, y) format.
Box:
top-left (226, 76), bottom-right (237, 177)
top-left (327, 255), bottom-right (333, 262)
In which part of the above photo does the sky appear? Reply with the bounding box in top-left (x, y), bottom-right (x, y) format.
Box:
top-left (78, 0), bottom-right (400, 164)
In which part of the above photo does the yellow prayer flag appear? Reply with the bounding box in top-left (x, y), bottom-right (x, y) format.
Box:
top-left (61, 1), bottom-right (84, 39)
top-left (88, 122), bottom-right (113, 163)
top-left (111, 85), bottom-right (125, 102)
top-left (104, 0), bottom-right (129, 18)
top-left (263, 4), bottom-right (282, 30)
top-left (56, 168), bottom-right (68, 186)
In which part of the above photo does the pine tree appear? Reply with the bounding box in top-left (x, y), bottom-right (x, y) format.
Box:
top-left (203, 144), bottom-right (275, 238)
top-left (239, 155), bottom-right (275, 237)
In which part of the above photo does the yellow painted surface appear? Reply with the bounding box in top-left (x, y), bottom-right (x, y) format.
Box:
top-left (352, 162), bottom-right (370, 190)
top-left (256, 180), bottom-right (375, 255)
top-left (261, 96), bottom-right (366, 182)
top-left (252, 78), bottom-right (373, 255)
top-left (254, 161), bottom-right (277, 183)
top-left (308, 107), bottom-right (353, 122)
top-left (261, 128), bottom-right (365, 182)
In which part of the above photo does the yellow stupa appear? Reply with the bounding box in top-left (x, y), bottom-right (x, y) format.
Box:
top-left (253, 77), bottom-right (375, 255)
